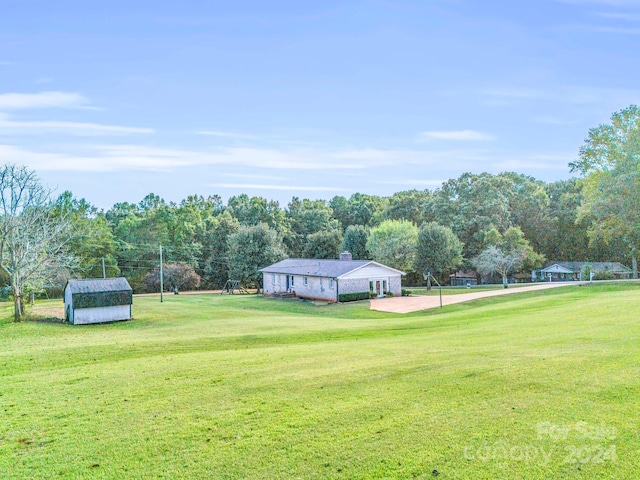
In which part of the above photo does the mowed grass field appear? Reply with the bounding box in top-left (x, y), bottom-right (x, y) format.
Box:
top-left (1, 284), bottom-right (638, 479)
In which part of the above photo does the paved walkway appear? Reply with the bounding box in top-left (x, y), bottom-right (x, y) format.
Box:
top-left (369, 282), bottom-right (582, 314)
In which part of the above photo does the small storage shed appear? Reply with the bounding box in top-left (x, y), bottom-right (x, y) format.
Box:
top-left (64, 278), bottom-right (133, 325)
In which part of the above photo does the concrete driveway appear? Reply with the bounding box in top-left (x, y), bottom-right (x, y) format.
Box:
top-left (369, 282), bottom-right (580, 314)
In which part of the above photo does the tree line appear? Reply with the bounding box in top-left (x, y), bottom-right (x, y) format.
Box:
top-left (1, 104), bottom-right (639, 320)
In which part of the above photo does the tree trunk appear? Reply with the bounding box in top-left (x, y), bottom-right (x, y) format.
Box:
top-left (13, 289), bottom-right (23, 322)
top-left (502, 274), bottom-right (508, 288)
top-left (633, 253), bottom-right (638, 280)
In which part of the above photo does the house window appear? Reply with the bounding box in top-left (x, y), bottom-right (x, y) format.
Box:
top-left (304, 276), bottom-right (308, 286)
top-left (271, 274), bottom-right (275, 284)
top-left (329, 278), bottom-right (334, 288)
top-left (290, 276), bottom-right (294, 286)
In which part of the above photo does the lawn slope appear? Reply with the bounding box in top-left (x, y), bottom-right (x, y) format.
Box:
top-left (0, 284), bottom-right (638, 479)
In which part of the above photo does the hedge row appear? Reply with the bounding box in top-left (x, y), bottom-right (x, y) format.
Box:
top-left (338, 291), bottom-right (371, 302)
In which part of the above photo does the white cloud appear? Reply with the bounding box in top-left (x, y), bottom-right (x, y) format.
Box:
top-left (531, 116), bottom-right (578, 125)
top-left (195, 130), bottom-right (260, 140)
top-left (223, 173), bottom-right (288, 181)
top-left (491, 153), bottom-right (576, 171)
top-left (0, 144), bottom-right (394, 172)
top-left (594, 11), bottom-right (640, 20)
top-left (588, 25), bottom-right (640, 33)
top-left (0, 91), bottom-right (88, 110)
top-left (482, 84), bottom-right (640, 107)
top-left (420, 130), bottom-right (494, 141)
top-left (0, 115), bottom-right (154, 136)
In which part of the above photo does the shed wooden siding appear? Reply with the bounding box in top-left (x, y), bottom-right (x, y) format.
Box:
top-left (64, 278), bottom-right (133, 325)
top-left (70, 305), bottom-right (132, 325)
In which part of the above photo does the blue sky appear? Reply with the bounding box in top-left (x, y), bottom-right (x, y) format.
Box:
top-left (1, 0), bottom-right (639, 209)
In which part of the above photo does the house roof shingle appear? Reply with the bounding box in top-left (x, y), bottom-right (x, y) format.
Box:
top-left (260, 258), bottom-right (373, 278)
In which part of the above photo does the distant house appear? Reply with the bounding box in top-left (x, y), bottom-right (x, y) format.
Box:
top-left (64, 278), bottom-right (133, 325)
top-left (449, 271), bottom-right (478, 287)
top-left (260, 252), bottom-right (405, 302)
top-left (532, 262), bottom-right (633, 282)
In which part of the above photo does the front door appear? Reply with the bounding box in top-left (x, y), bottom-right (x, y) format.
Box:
top-left (374, 280), bottom-right (383, 298)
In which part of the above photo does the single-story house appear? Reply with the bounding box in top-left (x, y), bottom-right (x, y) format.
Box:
top-left (260, 252), bottom-right (405, 303)
top-left (64, 278), bottom-right (133, 325)
top-left (532, 262), bottom-right (633, 282)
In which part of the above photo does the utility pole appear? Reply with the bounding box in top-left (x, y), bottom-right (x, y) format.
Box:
top-left (101, 257), bottom-right (106, 279)
top-left (159, 245), bottom-right (164, 303)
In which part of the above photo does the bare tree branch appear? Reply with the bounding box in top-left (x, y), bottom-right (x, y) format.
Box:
top-left (0, 164), bottom-right (77, 321)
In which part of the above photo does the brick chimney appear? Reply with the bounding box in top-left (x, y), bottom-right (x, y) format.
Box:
top-left (339, 251), bottom-right (353, 261)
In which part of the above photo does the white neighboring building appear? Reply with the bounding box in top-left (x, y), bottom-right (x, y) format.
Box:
top-left (260, 253), bottom-right (405, 302)
top-left (64, 278), bottom-right (133, 325)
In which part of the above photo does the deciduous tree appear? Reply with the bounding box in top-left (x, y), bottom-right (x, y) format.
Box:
top-left (341, 225), bottom-right (370, 260)
top-left (366, 220), bottom-right (418, 273)
top-left (227, 224), bottom-right (286, 292)
top-left (569, 104), bottom-right (640, 277)
top-left (414, 222), bottom-right (463, 283)
top-left (145, 262), bottom-right (201, 293)
top-left (472, 227), bottom-right (543, 287)
top-left (0, 165), bottom-right (76, 321)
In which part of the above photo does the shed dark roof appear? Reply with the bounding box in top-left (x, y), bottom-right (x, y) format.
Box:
top-left (66, 278), bottom-right (132, 294)
top-left (260, 258), bottom-right (372, 278)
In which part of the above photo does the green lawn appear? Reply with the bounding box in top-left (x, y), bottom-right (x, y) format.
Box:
top-left (1, 284), bottom-right (638, 479)
top-left (410, 284), bottom-right (538, 295)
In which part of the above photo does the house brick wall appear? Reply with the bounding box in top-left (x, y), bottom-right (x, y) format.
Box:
top-left (389, 276), bottom-right (401, 295)
top-left (263, 273), bottom-right (337, 302)
top-left (294, 275), bottom-right (337, 302)
top-left (337, 278), bottom-right (370, 295)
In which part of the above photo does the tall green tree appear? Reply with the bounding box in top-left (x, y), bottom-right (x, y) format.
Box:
top-left (430, 173), bottom-right (512, 259)
top-left (385, 189), bottom-right (432, 225)
top-left (330, 193), bottom-right (385, 229)
top-left (52, 191), bottom-right (120, 280)
top-left (341, 225), bottom-right (370, 260)
top-left (498, 172), bottom-right (551, 254)
top-left (302, 230), bottom-right (343, 259)
top-left (366, 220), bottom-right (418, 273)
top-left (414, 222), bottom-right (464, 284)
top-left (286, 197), bottom-right (340, 257)
top-left (201, 211), bottom-right (240, 289)
top-left (569, 105), bottom-right (640, 277)
top-left (227, 223), bottom-right (286, 292)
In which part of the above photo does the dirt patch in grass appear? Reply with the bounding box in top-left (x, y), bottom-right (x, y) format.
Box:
top-left (25, 304), bottom-right (66, 323)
